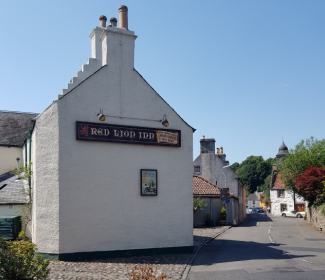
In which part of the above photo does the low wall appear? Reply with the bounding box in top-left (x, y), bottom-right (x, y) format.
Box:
top-left (307, 207), bottom-right (325, 233)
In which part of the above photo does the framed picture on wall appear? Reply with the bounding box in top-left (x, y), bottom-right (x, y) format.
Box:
top-left (141, 169), bottom-right (157, 196)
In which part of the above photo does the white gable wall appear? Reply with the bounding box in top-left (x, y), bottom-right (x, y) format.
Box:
top-left (55, 66), bottom-right (193, 254)
top-left (33, 24), bottom-right (193, 255)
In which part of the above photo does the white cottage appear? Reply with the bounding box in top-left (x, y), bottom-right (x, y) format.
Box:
top-left (30, 6), bottom-right (194, 260)
top-left (270, 142), bottom-right (306, 216)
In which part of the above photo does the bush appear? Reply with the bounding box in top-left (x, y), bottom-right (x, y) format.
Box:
top-left (219, 207), bottom-right (227, 220)
top-left (128, 264), bottom-right (166, 280)
top-left (193, 197), bottom-right (207, 212)
top-left (0, 238), bottom-right (50, 280)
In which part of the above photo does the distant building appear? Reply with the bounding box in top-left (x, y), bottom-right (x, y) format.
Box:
top-left (246, 192), bottom-right (259, 208)
top-left (193, 136), bottom-right (246, 225)
top-left (270, 142), bottom-right (306, 215)
top-left (193, 175), bottom-right (222, 227)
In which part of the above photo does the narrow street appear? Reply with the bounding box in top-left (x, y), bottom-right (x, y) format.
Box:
top-left (188, 213), bottom-right (325, 280)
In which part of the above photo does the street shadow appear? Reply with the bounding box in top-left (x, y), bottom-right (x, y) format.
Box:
top-left (192, 239), bottom-right (315, 266)
top-left (239, 213), bottom-right (273, 227)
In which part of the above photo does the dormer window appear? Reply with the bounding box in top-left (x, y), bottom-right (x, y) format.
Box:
top-left (194, 166), bottom-right (200, 174)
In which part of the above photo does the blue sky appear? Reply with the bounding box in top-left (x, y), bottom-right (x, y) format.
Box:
top-left (1, 1), bottom-right (324, 164)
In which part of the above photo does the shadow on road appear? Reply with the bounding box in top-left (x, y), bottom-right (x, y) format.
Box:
top-left (192, 238), bottom-right (315, 266)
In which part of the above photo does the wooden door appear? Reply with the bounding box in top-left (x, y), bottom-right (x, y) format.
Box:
top-left (295, 204), bottom-right (305, 212)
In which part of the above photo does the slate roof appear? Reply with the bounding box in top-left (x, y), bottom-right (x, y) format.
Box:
top-left (0, 172), bottom-right (29, 204)
top-left (193, 175), bottom-right (220, 196)
top-left (0, 111), bottom-right (38, 147)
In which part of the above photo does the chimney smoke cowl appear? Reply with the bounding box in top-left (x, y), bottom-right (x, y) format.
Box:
top-left (119, 5), bottom-right (128, 29)
top-left (110, 17), bottom-right (117, 27)
top-left (99, 15), bottom-right (107, 28)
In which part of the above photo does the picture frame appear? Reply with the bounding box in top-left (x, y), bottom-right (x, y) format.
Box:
top-left (141, 169), bottom-right (157, 196)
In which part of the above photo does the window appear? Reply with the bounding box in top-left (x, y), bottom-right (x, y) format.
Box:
top-left (281, 204), bottom-right (287, 212)
top-left (278, 189), bottom-right (285, 198)
top-left (194, 166), bottom-right (200, 174)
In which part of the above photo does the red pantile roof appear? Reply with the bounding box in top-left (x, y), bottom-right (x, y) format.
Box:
top-left (193, 175), bottom-right (220, 196)
top-left (273, 173), bottom-right (285, 189)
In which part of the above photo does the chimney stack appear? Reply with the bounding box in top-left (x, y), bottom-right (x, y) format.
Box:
top-left (200, 138), bottom-right (215, 154)
top-left (99, 15), bottom-right (107, 28)
top-left (119, 5), bottom-right (128, 29)
top-left (110, 17), bottom-right (117, 27)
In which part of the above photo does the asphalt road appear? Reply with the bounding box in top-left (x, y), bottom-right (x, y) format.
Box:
top-left (188, 213), bottom-right (325, 280)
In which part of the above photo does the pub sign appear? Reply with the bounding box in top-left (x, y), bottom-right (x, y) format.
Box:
top-left (76, 121), bottom-right (181, 147)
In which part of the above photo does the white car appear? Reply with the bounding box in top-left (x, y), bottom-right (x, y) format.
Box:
top-left (246, 207), bottom-right (253, 214)
top-left (281, 210), bottom-right (305, 218)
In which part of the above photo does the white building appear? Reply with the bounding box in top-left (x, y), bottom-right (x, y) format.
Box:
top-left (270, 142), bottom-right (306, 216)
top-left (28, 6), bottom-right (194, 261)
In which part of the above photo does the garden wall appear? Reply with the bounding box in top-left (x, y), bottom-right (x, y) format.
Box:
top-left (307, 206), bottom-right (325, 233)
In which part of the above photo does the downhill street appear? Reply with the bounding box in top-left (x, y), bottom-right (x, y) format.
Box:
top-left (188, 213), bottom-right (325, 280)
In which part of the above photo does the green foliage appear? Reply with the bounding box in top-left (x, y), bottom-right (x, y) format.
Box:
top-left (193, 197), bottom-right (207, 212)
top-left (278, 137), bottom-right (325, 193)
top-left (0, 238), bottom-right (50, 280)
top-left (11, 163), bottom-right (33, 237)
top-left (235, 156), bottom-right (274, 193)
top-left (219, 207), bottom-right (226, 220)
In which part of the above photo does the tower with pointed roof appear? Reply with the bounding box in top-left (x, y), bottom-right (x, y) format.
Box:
top-left (276, 141), bottom-right (288, 163)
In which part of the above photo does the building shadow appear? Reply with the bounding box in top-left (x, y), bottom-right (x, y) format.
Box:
top-left (192, 238), bottom-right (315, 267)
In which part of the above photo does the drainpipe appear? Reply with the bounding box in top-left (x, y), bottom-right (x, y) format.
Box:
top-left (24, 141), bottom-right (27, 167)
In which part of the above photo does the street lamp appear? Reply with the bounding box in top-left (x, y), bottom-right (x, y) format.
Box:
top-left (221, 165), bottom-right (235, 225)
top-left (221, 165), bottom-right (231, 189)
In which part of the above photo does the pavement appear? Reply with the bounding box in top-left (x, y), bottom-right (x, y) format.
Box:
top-left (47, 226), bottom-right (230, 280)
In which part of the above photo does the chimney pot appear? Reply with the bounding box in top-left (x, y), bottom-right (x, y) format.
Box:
top-left (202, 135), bottom-right (205, 139)
top-left (220, 147), bottom-right (224, 154)
top-left (110, 17), bottom-right (117, 27)
top-left (216, 148), bottom-right (220, 154)
top-left (99, 15), bottom-right (107, 28)
top-left (119, 5), bottom-right (128, 29)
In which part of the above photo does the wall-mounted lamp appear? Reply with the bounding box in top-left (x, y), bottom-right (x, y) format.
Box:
top-left (96, 109), bottom-right (169, 127)
top-left (161, 114), bottom-right (169, 127)
top-left (97, 109), bottom-right (106, 121)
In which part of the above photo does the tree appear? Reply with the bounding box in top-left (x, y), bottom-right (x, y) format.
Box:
top-left (295, 166), bottom-right (325, 206)
top-left (235, 156), bottom-right (273, 193)
top-left (11, 163), bottom-right (32, 238)
top-left (278, 137), bottom-right (325, 194)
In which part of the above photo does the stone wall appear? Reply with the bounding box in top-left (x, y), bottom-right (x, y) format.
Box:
top-left (307, 207), bottom-right (325, 233)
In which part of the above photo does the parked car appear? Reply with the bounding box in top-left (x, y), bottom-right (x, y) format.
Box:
top-left (255, 207), bottom-right (264, 213)
top-left (281, 210), bottom-right (305, 218)
top-left (246, 207), bottom-right (253, 214)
